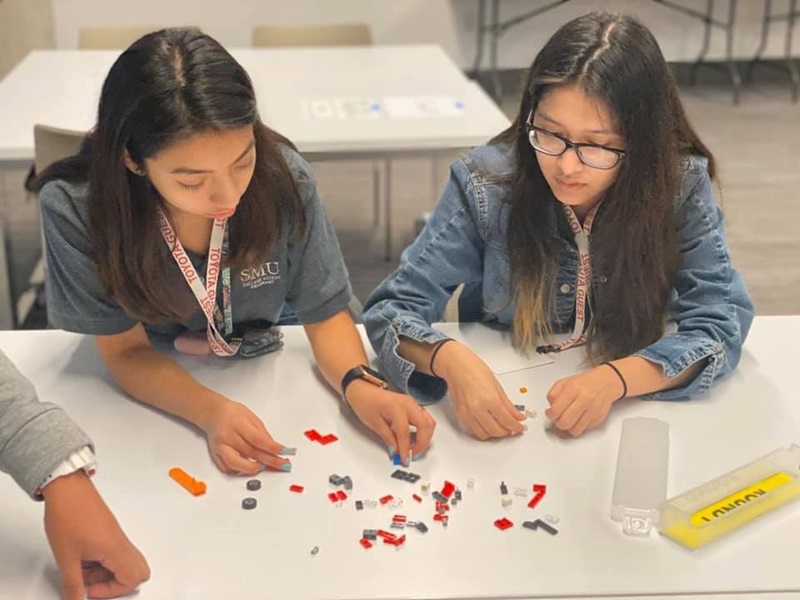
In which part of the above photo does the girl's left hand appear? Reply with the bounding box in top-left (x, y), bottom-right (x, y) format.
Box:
top-left (346, 381), bottom-right (436, 465)
top-left (544, 365), bottom-right (625, 437)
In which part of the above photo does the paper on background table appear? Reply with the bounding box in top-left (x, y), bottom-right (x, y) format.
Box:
top-left (478, 347), bottom-right (554, 374)
top-left (302, 97), bottom-right (381, 120)
top-left (382, 96), bottom-right (465, 118)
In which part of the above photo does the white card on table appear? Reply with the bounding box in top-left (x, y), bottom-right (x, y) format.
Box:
top-left (478, 347), bottom-right (554, 375)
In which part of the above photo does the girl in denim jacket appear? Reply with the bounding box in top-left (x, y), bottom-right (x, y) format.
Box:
top-left (363, 12), bottom-right (754, 439)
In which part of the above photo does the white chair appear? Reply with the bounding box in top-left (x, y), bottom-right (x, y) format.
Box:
top-left (78, 26), bottom-right (163, 50)
top-left (252, 23), bottom-right (372, 48)
top-left (34, 124), bottom-right (85, 176)
top-left (443, 283), bottom-right (463, 323)
top-left (20, 125), bottom-right (86, 326)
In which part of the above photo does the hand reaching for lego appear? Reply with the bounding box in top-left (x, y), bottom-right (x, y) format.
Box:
top-left (199, 398), bottom-right (291, 474)
top-left (433, 341), bottom-right (526, 440)
top-left (43, 471), bottom-right (150, 600)
top-left (544, 366), bottom-right (624, 436)
top-left (345, 382), bottom-right (436, 466)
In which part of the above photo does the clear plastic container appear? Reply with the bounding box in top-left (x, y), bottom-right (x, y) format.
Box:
top-left (659, 444), bottom-right (800, 550)
top-left (610, 417), bottom-right (670, 536)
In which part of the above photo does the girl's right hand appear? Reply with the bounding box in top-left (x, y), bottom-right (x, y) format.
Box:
top-left (200, 399), bottom-right (291, 475)
top-left (434, 341), bottom-right (527, 440)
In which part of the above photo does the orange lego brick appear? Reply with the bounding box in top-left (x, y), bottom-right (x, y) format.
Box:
top-left (169, 467), bottom-right (207, 496)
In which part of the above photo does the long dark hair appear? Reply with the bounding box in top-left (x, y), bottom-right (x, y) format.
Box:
top-left (37, 28), bottom-right (305, 323)
top-left (493, 11), bottom-right (716, 360)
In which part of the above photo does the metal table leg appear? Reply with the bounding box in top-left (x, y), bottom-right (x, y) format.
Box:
top-left (471, 0), bottom-right (487, 76)
top-left (469, 0), bottom-right (571, 102)
top-left (745, 0), bottom-right (772, 83)
top-left (725, 0), bottom-right (742, 105)
top-left (786, 0), bottom-right (799, 102)
top-left (745, 0), bottom-right (799, 102)
top-left (489, 0), bottom-right (502, 100)
top-left (657, 0), bottom-right (741, 104)
top-left (0, 222), bottom-right (15, 329)
top-left (383, 158), bottom-right (392, 262)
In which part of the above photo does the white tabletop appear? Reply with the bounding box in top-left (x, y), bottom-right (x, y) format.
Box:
top-left (0, 45), bottom-right (510, 165)
top-left (0, 317), bottom-right (798, 599)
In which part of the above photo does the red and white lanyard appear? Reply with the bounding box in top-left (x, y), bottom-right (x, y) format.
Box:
top-left (537, 202), bottom-right (600, 354)
top-left (158, 210), bottom-right (240, 357)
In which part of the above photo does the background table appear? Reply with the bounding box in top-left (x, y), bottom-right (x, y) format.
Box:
top-left (0, 44), bottom-right (511, 328)
top-left (470, 0), bottom-right (743, 103)
top-left (0, 316), bottom-right (798, 599)
top-left (0, 45), bottom-right (509, 165)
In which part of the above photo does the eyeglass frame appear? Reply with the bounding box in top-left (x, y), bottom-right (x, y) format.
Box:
top-left (524, 110), bottom-right (626, 170)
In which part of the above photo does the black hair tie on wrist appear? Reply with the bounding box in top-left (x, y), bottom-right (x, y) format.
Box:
top-left (601, 361), bottom-right (628, 400)
top-left (429, 339), bottom-right (455, 378)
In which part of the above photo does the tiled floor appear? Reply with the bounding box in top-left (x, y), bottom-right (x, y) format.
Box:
top-left (5, 74), bottom-right (800, 330)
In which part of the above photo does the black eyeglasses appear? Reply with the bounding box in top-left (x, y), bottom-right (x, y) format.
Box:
top-left (524, 111), bottom-right (626, 170)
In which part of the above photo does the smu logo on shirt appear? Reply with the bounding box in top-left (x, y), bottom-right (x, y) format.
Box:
top-left (240, 261), bottom-right (281, 290)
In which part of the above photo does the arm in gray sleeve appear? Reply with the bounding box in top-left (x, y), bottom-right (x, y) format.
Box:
top-left (0, 350), bottom-right (93, 498)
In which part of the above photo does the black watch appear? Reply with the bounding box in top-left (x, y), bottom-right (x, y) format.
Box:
top-left (341, 365), bottom-right (389, 403)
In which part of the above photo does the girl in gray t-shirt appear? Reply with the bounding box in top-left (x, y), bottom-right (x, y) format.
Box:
top-left (36, 28), bottom-right (435, 475)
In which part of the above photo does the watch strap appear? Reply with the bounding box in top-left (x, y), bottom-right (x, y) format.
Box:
top-left (341, 365), bottom-right (388, 403)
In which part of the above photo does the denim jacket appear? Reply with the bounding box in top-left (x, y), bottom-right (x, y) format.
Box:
top-left (363, 142), bottom-right (754, 403)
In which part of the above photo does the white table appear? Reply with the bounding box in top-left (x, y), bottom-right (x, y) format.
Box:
top-left (0, 45), bottom-right (509, 165)
top-left (0, 45), bottom-right (511, 327)
top-left (1, 317), bottom-right (798, 600)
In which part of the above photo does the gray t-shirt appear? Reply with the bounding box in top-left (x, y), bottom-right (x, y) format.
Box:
top-left (40, 146), bottom-right (352, 337)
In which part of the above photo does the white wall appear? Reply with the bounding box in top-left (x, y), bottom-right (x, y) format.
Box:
top-left (52, 0), bottom-right (794, 69)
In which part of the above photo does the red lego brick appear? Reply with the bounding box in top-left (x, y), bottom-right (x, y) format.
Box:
top-left (433, 513), bottom-right (449, 523)
top-left (336, 490), bottom-right (347, 501)
top-left (528, 485), bottom-right (546, 509)
top-left (379, 494), bottom-right (394, 505)
top-left (383, 534), bottom-right (406, 547)
top-left (435, 501), bottom-right (449, 512)
top-left (289, 484), bottom-right (304, 493)
top-left (412, 494), bottom-right (422, 503)
top-left (392, 515), bottom-right (407, 523)
top-left (441, 481), bottom-right (456, 498)
top-left (527, 493), bottom-right (544, 509)
top-left (304, 429), bottom-right (322, 441)
top-left (328, 492), bottom-right (339, 503)
top-left (494, 517), bottom-right (514, 531)
top-left (377, 530), bottom-right (396, 541)
top-left (360, 538), bottom-right (373, 549)
top-left (318, 433), bottom-right (339, 445)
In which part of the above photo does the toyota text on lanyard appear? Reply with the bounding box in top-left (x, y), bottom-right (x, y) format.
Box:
top-left (536, 202), bottom-right (600, 354)
top-left (158, 209), bottom-right (240, 357)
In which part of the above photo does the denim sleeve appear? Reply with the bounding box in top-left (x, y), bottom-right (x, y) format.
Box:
top-left (635, 166), bottom-right (755, 400)
top-left (363, 159), bottom-right (485, 403)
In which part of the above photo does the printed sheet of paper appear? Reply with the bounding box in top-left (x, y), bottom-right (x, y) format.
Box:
top-left (382, 96), bottom-right (465, 118)
top-left (302, 98), bottom-right (381, 120)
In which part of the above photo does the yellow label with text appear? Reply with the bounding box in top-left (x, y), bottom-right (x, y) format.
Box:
top-left (689, 472), bottom-right (792, 527)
